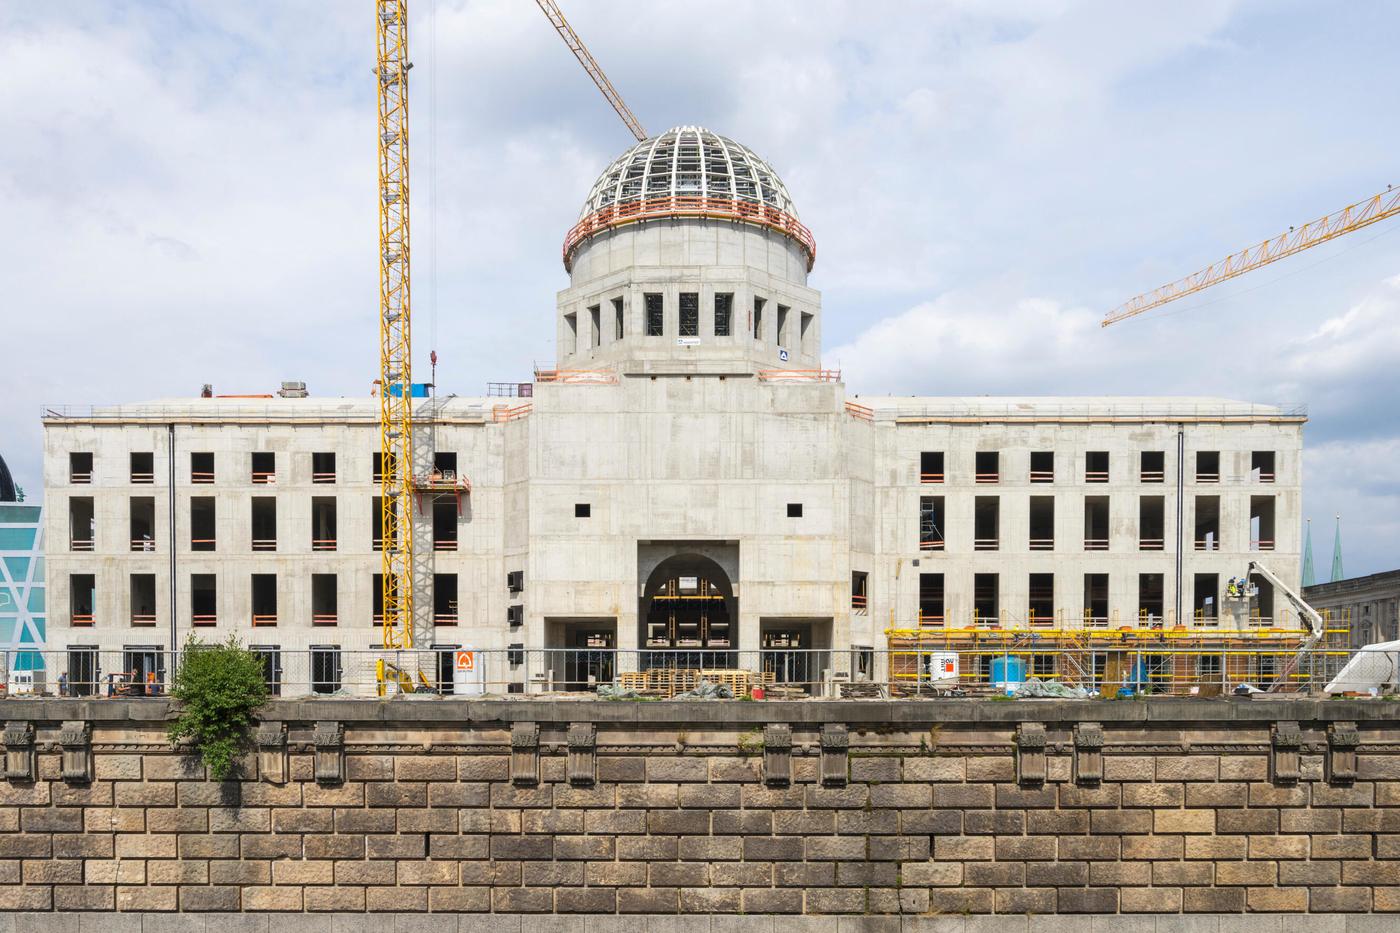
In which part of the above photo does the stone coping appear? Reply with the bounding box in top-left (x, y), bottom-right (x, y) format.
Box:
top-left (1, 696), bottom-right (1396, 725)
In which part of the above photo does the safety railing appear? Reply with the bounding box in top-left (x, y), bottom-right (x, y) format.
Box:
top-left (1194, 539), bottom-right (1220, 551)
top-left (251, 472), bottom-right (277, 485)
top-left (312, 539), bottom-right (337, 552)
top-left (533, 369), bottom-right (618, 385)
top-left (1028, 538), bottom-right (1054, 551)
top-left (975, 472), bottom-right (999, 484)
top-left (70, 538), bottom-right (94, 552)
top-left (312, 472), bottom-right (336, 484)
top-left (1140, 470), bottom-right (1165, 483)
top-left (70, 614), bottom-right (94, 627)
top-left (251, 539), bottom-right (277, 553)
top-left (918, 538), bottom-right (945, 551)
top-left (563, 195), bottom-right (816, 272)
top-left (919, 472), bottom-right (944, 484)
top-left (69, 472), bottom-right (92, 484)
top-left (1083, 538), bottom-right (1109, 551)
top-left (2, 642), bottom-right (1365, 700)
top-left (492, 403), bottom-right (532, 423)
top-left (433, 539), bottom-right (457, 552)
top-left (434, 613), bottom-right (459, 626)
top-left (1196, 472), bottom-right (1220, 483)
top-left (1084, 470), bottom-right (1109, 483)
top-left (1029, 470), bottom-right (1054, 483)
top-left (1256, 472), bottom-right (1275, 484)
top-left (850, 594), bottom-right (868, 612)
top-left (130, 471), bottom-right (154, 484)
top-left (251, 615), bottom-right (277, 627)
top-left (973, 538), bottom-right (999, 551)
top-left (1139, 537), bottom-right (1165, 551)
top-left (1251, 539), bottom-right (1275, 551)
top-left (191, 615), bottom-right (217, 628)
top-left (844, 402), bottom-right (874, 422)
top-left (191, 471), bottom-right (215, 484)
top-left (191, 538), bottom-right (216, 552)
top-left (757, 369), bottom-right (841, 383)
top-left (130, 538), bottom-right (156, 553)
top-left (130, 614), bottom-right (156, 627)
top-left (918, 613), bottom-right (944, 630)
top-left (312, 613), bottom-right (338, 627)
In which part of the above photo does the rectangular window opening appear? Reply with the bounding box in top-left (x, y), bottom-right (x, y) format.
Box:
top-left (973, 573), bottom-right (999, 626)
top-left (975, 451), bottom-right (999, 484)
top-left (191, 574), bottom-right (217, 627)
top-left (1141, 450), bottom-right (1165, 483)
top-left (1030, 451), bottom-right (1054, 484)
top-left (129, 497), bottom-right (155, 552)
top-left (1084, 573), bottom-right (1109, 628)
top-left (918, 573), bottom-right (944, 629)
top-left (799, 311), bottom-right (814, 354)
top-left (69, 452), bottom-right (92, 484)
top-left (251, 497), bottom-right (277, 552)
top-left (575, 503), bottom-right (591, 518)
top-left (434, 573), bottom-right (458, 626)
top-left (851, 571), bottom-right (868, 612)
top-left (312, 452), bottom-right (336, 484)
top-left (786, 503), bottom-right (803, 518)
top-left (251, 574), bottom-right (277, 626)
top-left (312, 497), bottom-right (337, 552)
top-left (249, 645), bottom-right (282, 696)
top-left (1195, 450), bottom-right (1220, 483)
top-left (1029, 496), bottom-right (1054, 551)
top-left (190, 451), bottom-right (215, 484)
top-left (612, 297), bottom-right (625, 340)
top-left (1193, 573), bottom-right (1219, 623)
top-left (312, 573), bottom-right (338, 626)
top-left (69, 497), bottom-right (94, 552)
top-left (679, 293), bottom-right (699, 337)
top-left (432, 499), bottom-right (457, 551)
top-left (1139, 496), bottom-right (1165, 551)
top-left (1250, 495), bottom-right (1276, 551)
top-left (920, 451), bottom-right (944, 484)
top-left (753, 297), bottom-right (765, 340)
top-left (70, 574), bottom-right (95, 627)
top-left (776, 305), bottom-right (790, 347)
top-left (589, 304), bottom-right (601, 348)
top-left (645, 293), bottom-right (664, 336)
top-left (1194, 495), bottom-right (1220, 551)
top-left (1138, 573), bottom-right (1164, 627)
top-left (1085, 451), bottom-right (1109, 483)
top-left (129, 452), bottom-right (154, 484)
top-left (190, 497), bottom-right (216, 551)
top-left (1028, 573), bottom-right (1054, 627)
top-left (714, 293), bottom-right (733, 337)
top-left (919, 496), bottom-right (944, 551)
top-left (311, 646), bottom-right (342, 695)
top-left (372, 495), bottom-right (398, 551)
top-left (1083, 496), bottom-right (1109, 550)
top-left (251, 451), bottom-right (276, 485)
top-left (564, 311), bottom-right (579, 353)
top-left (1251, 451), bottom-right (1276, 483)
top-left (973, 496), bottom-right (999, 551)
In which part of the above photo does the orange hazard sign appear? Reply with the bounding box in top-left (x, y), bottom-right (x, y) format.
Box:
top-left (454, 650), bottom-right (475, 672)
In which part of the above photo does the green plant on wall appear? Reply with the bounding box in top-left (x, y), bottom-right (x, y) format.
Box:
top-left (167, 636), bottom-right (269, 780)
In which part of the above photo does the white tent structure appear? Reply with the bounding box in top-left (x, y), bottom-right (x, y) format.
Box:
top-left (1325, 639), bottom-right (1400, 694)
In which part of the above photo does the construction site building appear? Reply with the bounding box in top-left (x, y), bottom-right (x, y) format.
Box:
top-left (40, 126), bottom-right (1312, 695)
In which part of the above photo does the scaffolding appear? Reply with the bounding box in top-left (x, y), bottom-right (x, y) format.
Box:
top-left (886, 608), bottom-right (1353, 695)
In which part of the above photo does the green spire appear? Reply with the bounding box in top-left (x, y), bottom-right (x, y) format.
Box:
top-left (1330, 515), bottom-right (1344, 583)
top-left (1301, 520), bottom-right (1316, 588)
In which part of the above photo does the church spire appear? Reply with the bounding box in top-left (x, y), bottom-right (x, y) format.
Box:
top-left (1330, 515), bottom-right (1344, 583)
top-left (1301, 519), bottom-right (1316, 587)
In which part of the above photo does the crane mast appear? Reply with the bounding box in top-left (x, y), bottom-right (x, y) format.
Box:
top-left (376, 0), bottom-right (414, 650)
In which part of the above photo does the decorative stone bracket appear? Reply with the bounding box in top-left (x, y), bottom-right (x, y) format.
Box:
top-left (2, 721), bottom-right (34, 782)
top-left (1073, 722), bottom-right (1103, 786)
top-left (763, 723), bottom-right (792, 787)
top-left (58, 720), bottom-right (92, 784)
top-left (256, 722), bottom-right (288, 785)
top-left (1327, 721), bottom-right (1359, 785)
top-left (312, 721), bottom-right (345, 784)
top-left (820, 723), bottom-right (848, 787)
top-left (1271, 720), bottom-right (1303, 786)
top-left (510, 721), bottom-right (540, 786)
top-left (1015, 722), bottom-right (1047, 787)
top-left (566, 722), bottom-right (596, 786)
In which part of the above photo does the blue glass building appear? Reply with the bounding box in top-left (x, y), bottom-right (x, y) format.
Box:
top-left (0, 454), bottom-right (46, 690)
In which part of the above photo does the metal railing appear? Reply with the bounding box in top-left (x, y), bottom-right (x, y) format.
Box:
top-left (2, 642), bottom-right (1362, 699)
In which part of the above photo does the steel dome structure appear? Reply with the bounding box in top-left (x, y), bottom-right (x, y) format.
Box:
top-left (563, 126), bottom-right (815, 272)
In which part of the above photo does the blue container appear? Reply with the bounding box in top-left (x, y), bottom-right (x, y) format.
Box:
top-left (991, 655), bottom-right (1027, 691)
top-left (387, 383), bottom-right (430, 398)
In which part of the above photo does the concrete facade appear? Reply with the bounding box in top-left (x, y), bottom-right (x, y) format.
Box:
top-left (39, 127), bottom-right (1306, 693)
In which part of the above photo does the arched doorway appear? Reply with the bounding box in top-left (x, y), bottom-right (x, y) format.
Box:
top-left (640, 554), bottom-right (736, 667)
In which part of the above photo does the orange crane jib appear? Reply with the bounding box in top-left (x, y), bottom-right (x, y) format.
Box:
top-left (534, 0), bottom-right (647, 142)
top-left (1103, 185), bottom-right (1400, 327)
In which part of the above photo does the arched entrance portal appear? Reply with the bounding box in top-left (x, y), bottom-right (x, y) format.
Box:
top-left (640, 554), bottom-right (736, 666)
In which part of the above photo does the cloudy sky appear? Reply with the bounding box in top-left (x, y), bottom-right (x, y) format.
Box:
top-left (3, 1), bottom-right (1397, 574)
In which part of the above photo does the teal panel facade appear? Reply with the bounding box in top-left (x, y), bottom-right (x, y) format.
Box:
top-left (0, 503), bottom-right (45, 676)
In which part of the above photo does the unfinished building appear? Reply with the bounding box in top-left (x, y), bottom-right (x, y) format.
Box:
top-left (41, 126), bottom-right (1318, 696)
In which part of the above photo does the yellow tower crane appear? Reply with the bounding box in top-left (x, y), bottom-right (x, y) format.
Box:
top-left (375, 0), bottom-right (416, 676)
top-left (534, 0), bottom-right (647, 141)
top-left (1103, 184), bottom-right (1400, 327)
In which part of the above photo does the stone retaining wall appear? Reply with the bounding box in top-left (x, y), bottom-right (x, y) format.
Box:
top-left (0, 697), bottom-right (1396, 915)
